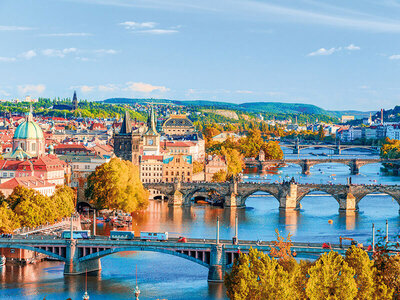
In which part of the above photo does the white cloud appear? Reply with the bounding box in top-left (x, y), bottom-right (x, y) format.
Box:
top-left (0, 90), bottom-right (10, 97)
top-left (20, 50), bottom-right (37, 60)
top-left (94, 49), bottom-right (117, 55)
top-left (18, 84), bottom-right (46, 95)
top-left (0, 25), bottom-right (34, 31)
top-left (42, 48), bottom-right (77, 57)
top-left (125, 82), bottom-right (169, 93)
top-left (80, 85), bottom-right (95, 93)
top-left (308, 47), bottom-right (338, 56)
top-left (119, 21), bottom-right (156, 29)
top-left (345, 44), bottom-right (360, 50)
top-left (39, 32), bottom-right (92, 37)
top-left (235, 90), bottom-right (254, 94)
top-left (389, 54), bottom-right (400, 60)
top-left (0, 57), bottom-right (16, 62)
top-left (308, 44), bottom-right (360, 56)
top-left (98, 84), bottom-right (118, 92)
top-left (138, 29), bottom-right (178, 34)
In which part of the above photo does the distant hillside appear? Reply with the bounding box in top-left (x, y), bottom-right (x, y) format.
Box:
top-left (237, 102), bottom-right (333, 116)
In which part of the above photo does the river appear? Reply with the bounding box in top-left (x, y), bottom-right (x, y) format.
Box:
top-left (1, 149), bottom-right (399, 299)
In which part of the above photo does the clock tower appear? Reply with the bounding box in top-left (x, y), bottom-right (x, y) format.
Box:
top-left (143, 105), bottom-right (160, 155)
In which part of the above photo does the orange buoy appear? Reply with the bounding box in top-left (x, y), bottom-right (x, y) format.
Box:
top-left (328, 219), bottom-right (333, 224)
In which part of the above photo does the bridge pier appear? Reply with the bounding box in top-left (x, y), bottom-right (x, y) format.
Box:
top-left (301, 160), bottom-right (311, 175)
top-left (168, 190), bottom-right (183, 207)
top-left (64, 240), bottom-right (101, 275)
top-left (224, 193), bottom-right (243, 207)
top-left (334, 147), bottom-right (341, 155)
top-left (279, 183), bottom-right (299, 211)
top-left (207, 244), bottom-right (225, 282)
top-left (349, 160), bottom-right (360, 175)
top-left (338, 193), bottom-right (357, 212)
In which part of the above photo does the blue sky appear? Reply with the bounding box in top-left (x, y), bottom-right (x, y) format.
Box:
top-left (1, 0), bottom-right (400, 110)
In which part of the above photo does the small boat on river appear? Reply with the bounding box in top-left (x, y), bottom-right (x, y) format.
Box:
top-left (0, 255), bottom-right (5, 267)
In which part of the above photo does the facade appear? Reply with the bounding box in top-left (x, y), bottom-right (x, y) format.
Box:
top-left (140, 155), bottom-right (163, 183)
top-left (211, 132), bottom-right (241, 143)
top-left (0, 176), bottom-right (56, 197)
top-left (162, 155), bottom-right (193, 183)
top-left (205, 155), bottom-right (227, 182)
top-left (386, 125), bottom-right (400, 140)
top-left (163, 115), bottom-right (195, 135)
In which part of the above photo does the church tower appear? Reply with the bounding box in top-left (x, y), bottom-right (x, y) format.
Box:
top-left (142, 106), bottom-right (160, 155)
top-left (73, 91), bottom-right (78, 110)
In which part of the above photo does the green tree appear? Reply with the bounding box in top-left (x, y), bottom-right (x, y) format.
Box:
top-left (306, 251), bottom-right (357, 300)
top-left (85, 158), bottom-right (149, 212)
top-left (345, 246), bottom-right (375, 299)
top-left (0, 202), bottom-right (20, 233)
top-left (318, 125), bottom-right (325, 141)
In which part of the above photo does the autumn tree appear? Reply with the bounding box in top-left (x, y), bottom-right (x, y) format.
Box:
top-left (374, 253), bottom-right (400, 298)
top-left (261, 140), bottom-right (284, 160)
top-left (290, 260), bottom-right (314, 299)
top-left (225, 248), bottom-right (291, 300)
top-left (306, 251), bottom-right (357, 300)
top-left (85, 158), bottom-right (149, 212)
top-left (345, 246), bottom-right (375, 299)
top-left (0, 202), bottom-right (20, 233)
top-left (193, 161), bottom-right (204, 174)
top-left (318, 125), bottom-right (325, 141)
top-left (51, 186), bottom-right (75, 220)
top-left (211, 169), bottom-right (228, 182)
top-left (221, 147), bottom-right (244, 179)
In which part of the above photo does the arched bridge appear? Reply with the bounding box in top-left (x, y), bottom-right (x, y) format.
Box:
top-left (144, 181), bottom-right (400, 212)
top-left (280, 142), bottom-right (380, 155)
top-left (245, 158), bottom-right (400, 175)
top-left (0, 236), bottom-right (354, 282)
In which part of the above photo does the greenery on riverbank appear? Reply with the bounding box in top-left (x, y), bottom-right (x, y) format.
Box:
top-left (0, 186), bottom-right (75, 233)
top-left (225, 232), bottom-right (399, 299)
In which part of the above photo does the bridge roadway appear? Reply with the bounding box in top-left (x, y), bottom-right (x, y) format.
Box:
top-left (0, 235), bottom-right (358, 282)
top-left (144, 181), bottom-right (400, 211)
top-left (244, 158), bottom-right (400, 175)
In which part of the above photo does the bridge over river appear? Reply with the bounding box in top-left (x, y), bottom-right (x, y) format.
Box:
top-left (144, 181), bottom-right (400, 211)
top-left (0, 235), bottom-right (364, 282)
top-left (244, 158), bottom-right (400, 175)
top-left (279, 141), bottom-right (380, 155)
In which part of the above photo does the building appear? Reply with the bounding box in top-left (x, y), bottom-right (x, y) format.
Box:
top-left (53, 91), bottom-right (78, 111)
top-left (140, 155), bottom-right (163, 183)
top-left (9, 108), bottom-right (45, 158)
top-left (0, 176), bottom-right (56, 197)
top-left (211, 132), bottom-right (241, 143)
top-left (205, 155), bottom-right (227, 181)
top-left (386, 125), bottom-right (400, 140)
top-left (341, 115), bottom-right (355, 123)
top-left (162, 155), bottom-right (193, 183)
top-left (142, 106), bottom-right (160, 155)
top-left (163, 115), bottom-right (195, 135)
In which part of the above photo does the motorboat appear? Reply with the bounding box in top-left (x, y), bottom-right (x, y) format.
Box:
top-left (0, 255), bottom-right (5, 267)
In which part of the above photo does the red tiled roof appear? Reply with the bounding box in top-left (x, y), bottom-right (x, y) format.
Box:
top-left (0, 176), bottom-right (55, 190)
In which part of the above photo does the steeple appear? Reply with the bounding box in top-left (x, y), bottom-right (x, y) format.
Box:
top-left (27, 104), bottom-right (33, 122)
top-left (73, 91), bottom-right (78, 110)
top-left (119, 111), bottom-right (132, 134)
top-left (145, 105), bottom-right (158, 135)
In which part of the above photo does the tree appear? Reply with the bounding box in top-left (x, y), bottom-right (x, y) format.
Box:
top-left (306, 251), bottom-right (357, 300)
top-left (211, 169), bottom-right (228, 182)
top-left (269, 229), bottom-right (293, 262)
top-left (225, 248), bottom-right (291, 300)
top-left (51, 186), bottom-right (76, 220)
top-left (85, 158), bottom-right (149, 212)
top-left (0, 202), bottom-right (20, 233)
top-left (290, 260), bottom-right (313, 299)
top-left (375, 254), bottom-right (400, 298)
top-left (221, 147), bottom-right (244, 179)
top-left (345, 246), bottom-right (375, 299)
top-left (261, 141), bottom-right (284, 160)
top-left (193, 161), bottom-right (204, 174)
top-left (318, 125), bottom-right (325, 141)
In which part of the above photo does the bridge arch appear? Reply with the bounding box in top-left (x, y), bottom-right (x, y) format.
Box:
top-left (240, 188), bottom-right (281, 206)
top-left (184, 187), bottom-right (223, 204)
top-left (356, 191), bottom-right (400, 206)
top-left (296, 189), bottom-right (340, 207)
top-left (0, 244), bottom-right (67, 261)
top-left (78, 246), bottom-right (210, 268)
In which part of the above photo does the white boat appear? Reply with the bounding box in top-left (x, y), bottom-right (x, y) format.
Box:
top-left (0, 255), bottom-right (6, 267)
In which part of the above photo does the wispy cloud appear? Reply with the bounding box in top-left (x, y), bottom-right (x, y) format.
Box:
top-left (389, 54), bottom-right (400, 60)
top-left (0, 25), bottom-right (34, 31)
top-left (125, 82), bottom-right (169, 93)
top-left (94, 49), bottom-right (117, 55)
top-left (308, 44), bottom-right (360, 56)
top-left (17, 84), bottom-right (46, 95)
top-left (42, 48), bottom-right (78, 58)
top-left (20, 50), bottom-right (37, 60)
top-left (0, 57), bottom-right (17, 62)
top-left (39, 32), bottom-right (92, 37)
top-left (119, 20), bottom-right (179, 34)
top-left (98, 84), bottom-right (118, 92)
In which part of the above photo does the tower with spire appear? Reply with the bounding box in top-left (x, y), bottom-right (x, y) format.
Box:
top-left (73, 91), bottom-right (78, 110)
top-left (142, 105), bottom-right (160, 155)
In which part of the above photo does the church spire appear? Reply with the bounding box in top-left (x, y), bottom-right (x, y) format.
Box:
top-left (27, 103), bottom-right (33, 122)
top-left (73, 91), bottom-right (78, 110)
top-left (119, 111), bottom-right (132, 134)
top-left (146, 105), bottom-right (158, 135)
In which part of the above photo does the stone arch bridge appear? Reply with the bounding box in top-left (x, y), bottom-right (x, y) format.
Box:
top-left (280, 142), bottom-right (379, 155)
top-left (144, 181), bottom-right (400, 212)
top-left (245, 158), bottom-right (400, 175)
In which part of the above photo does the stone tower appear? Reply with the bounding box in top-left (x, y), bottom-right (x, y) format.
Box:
top-left (142, 105), bottom-right (160, 155)
top-left (73, 91), bottom-right (78, 110)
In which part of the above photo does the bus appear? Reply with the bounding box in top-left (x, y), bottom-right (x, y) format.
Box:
top-left (140, 232), bottom-right (168, 241)
top-left (61, 230), bottom-right (91, 239)
top-left (110, 231), bottom-right (135, 240)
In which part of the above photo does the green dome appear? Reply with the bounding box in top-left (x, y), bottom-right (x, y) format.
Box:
top-left (14, 119), bottom-right (44, 140)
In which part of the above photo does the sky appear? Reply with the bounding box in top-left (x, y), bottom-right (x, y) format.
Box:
top-left (1, 0), bottom-right (400, 111)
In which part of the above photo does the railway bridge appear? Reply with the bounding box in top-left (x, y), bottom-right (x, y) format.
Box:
top-left (0, 235), bottom-right (355, 282)
top-left (245, 158), bottom-right (400, 175)
top-left (144, 181), bottom-right (400, 211)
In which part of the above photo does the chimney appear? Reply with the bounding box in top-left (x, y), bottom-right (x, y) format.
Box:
top-left (381, 109), bottom-right (384, 125)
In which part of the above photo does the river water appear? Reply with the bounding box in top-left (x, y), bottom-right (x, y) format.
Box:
top-left (1, 149), bottom-right (400, 299)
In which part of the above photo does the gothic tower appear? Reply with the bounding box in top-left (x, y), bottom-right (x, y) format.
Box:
top-left (143, 106), bottom-right (160, 155)
top-left (73, 91), bottom-right (78, 110)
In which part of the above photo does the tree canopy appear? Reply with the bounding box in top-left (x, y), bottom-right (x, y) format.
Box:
top-left (85, 158), bottom-right (149, 212)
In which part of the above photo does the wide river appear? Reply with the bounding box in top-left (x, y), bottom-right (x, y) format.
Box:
top-left (1, 149), bottom-right (400, 299)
